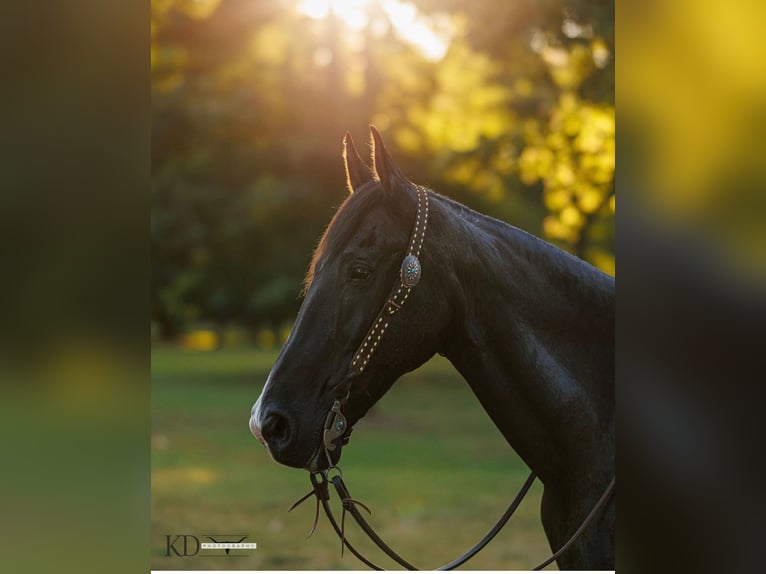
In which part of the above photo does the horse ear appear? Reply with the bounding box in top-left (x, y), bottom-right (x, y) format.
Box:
top-left (370, 125), bottom-right (409, 195)
top-left (343, 132), bottom-right (374, 194)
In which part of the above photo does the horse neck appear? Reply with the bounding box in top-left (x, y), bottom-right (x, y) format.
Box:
top-left (431, 195), bottom-right (614, 489)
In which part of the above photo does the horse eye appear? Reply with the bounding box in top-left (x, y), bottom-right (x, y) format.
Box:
top-left (349, 266), bottom-right (371, 281)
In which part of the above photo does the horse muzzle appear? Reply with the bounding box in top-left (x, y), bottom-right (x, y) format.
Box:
top-left (251, 403), bottom-right (294, 452)
top-left (249, 411), bottom-right (266, 447)
top-left (250, 399), bottom-right (331, 469)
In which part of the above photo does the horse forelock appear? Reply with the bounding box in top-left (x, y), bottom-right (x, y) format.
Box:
top-left (302, 180), bottom-right (386, 295)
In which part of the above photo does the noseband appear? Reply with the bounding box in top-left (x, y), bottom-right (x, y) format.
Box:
top-left (293, 186), bottom-right (615, 570)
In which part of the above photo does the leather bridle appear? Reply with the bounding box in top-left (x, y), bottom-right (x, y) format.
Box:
top-left (293, 185), bottom-right (615, 570)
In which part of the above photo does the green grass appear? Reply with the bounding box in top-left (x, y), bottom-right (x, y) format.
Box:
top-left (151, 347), bottom-right (552, 570)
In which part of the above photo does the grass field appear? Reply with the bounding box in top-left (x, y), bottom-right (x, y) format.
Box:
top-left (151, 347), bottom-right (552, 570)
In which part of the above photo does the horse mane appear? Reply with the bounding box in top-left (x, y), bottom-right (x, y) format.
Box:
top-left (435, 193), bottom-right (614, 303)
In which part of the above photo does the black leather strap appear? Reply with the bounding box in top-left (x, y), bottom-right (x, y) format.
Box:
top-left (311, 470), bottom-right (537, 571)
top-left (309, 472), bottom-right (385, 570)
top-left (531, 477), bottom-right (615, 571)
top-left (304, 470), bottom-right (615, 571)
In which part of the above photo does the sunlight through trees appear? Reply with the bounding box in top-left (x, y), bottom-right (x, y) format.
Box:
top-left (152, 0), bottom-right (614, 337)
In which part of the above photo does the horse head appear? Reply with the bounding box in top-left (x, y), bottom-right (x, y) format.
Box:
top-left (250, 128), bottom-right (452, 470)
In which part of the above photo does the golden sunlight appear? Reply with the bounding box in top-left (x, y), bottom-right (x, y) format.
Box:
top-left (296, 0), bottom-right (452, 61)
top-left (296, 0), bottom-right (372, 30)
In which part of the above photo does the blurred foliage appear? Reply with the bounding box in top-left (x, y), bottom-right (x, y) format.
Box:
top-left (621, 0), bottom-right (766, 283)
top-left (152, 0), bottom-right (614, 338)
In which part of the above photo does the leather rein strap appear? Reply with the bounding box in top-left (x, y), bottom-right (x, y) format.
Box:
top-left (297, 470), bottom-right (615, 571)
top-left (298, 184), bottom-right (616, 569)
top-left (305, 469), bottom-right (539, 571)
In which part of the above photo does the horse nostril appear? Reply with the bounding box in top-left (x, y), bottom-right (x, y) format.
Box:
top-left (260, 410), bottom-right (291, 447)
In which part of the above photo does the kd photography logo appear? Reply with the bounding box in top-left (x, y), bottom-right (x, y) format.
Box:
top-left (165, 534), bottom-right (257, 557)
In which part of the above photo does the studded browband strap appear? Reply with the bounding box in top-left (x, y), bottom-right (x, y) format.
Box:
top-left (322, 186), bottom-right (429, 453)
top-left (350, 185), bottom-right (429, 376)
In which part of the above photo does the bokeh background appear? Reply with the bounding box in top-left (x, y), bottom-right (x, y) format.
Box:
top-left (151, 0), bottom-right (615, 345)
top-left (4, 0), bottom-right (766, 573)
top-left (150, 0), bottom-right (614, 570)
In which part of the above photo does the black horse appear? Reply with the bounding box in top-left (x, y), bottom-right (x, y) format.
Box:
top-left (250, 127), bottom-right (614, 570)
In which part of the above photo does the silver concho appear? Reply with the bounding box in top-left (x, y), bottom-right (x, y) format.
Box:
top-left (400, 254), bottom-right (421, 287)
top-left (323, 400), bottom-right (347, 452)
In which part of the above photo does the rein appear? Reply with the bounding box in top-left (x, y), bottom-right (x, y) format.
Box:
top-left (292, 468), bottom-right (615, 571)
top-left (294, 185), bottom-right (615, 569)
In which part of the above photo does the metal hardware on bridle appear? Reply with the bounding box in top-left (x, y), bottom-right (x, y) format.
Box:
top-left (401, 254), bottom-right (421, 287)
top-left (322, 399), bottom-right (347, 454)
top-left (291, 184), bottom-right (616, 569)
